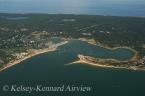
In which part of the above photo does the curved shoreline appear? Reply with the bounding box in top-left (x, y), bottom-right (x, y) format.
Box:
top-left (67, 55), bottom-right (145, 71)
top-left (78, 38), bottom-right (139, 61)
top-left (0, 41), bottom-right (68, 72)
top-left (0, 48), bottom-right (57, 72)
top-left (0, 39), bottom-right (140, 72)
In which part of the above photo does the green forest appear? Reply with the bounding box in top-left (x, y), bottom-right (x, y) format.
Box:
top-left (0, 13), bottom-right (145, 65)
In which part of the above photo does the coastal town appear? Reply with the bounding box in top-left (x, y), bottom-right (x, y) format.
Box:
top-left (1, 0), bottom-right (145, 96)
top-left (0, 13), bottom-right (145, 71)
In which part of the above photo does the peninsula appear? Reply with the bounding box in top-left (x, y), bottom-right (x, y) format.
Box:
top-left (0, 13), bottom-right (145, 71)
top-left (68, 54), bottom-right (145, 71)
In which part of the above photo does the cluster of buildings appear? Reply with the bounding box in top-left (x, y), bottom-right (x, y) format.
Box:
top-left (138, 56), bottom-right (145, 65)
top-left (12, 52), bottom-right (28, 60)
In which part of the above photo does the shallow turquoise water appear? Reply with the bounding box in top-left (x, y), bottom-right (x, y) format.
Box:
top-left (0, 40), bottom-right (144, 96)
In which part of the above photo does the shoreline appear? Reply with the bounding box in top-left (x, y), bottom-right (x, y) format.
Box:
top-left (0, 13), bottom-right (144, 18)
top-left (0, 39), bottom-right (141, 72)
top-left (0, 41), bottom-right (68, 72)
top-left (78, 38), bottom-right (139, 61)
top-left (67, 60), bottom-right (130, 70)
top-left (67, 59), bottom-right (145, 71)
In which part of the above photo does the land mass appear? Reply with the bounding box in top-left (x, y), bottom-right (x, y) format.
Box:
top-left (0, 41), bottom-right (68, 72)
top-left (0, 13), bottom-right (145, 71)
top-left (68, 54), bottom-right (145, 71)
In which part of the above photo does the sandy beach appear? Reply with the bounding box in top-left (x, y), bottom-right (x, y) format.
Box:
top-left (0, 41), bottom-right (68, 72)
top-left (67, 60), bottom-right (145, 71)
top-left (66, 55), bottom-right (145, 71)
top-left (67, 60), bottom-right (130, 70)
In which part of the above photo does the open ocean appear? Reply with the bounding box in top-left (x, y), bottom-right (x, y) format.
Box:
top-left (0, 0), bottom-right (145, 96)
top-left (0, 0), bottom-right (145, 17)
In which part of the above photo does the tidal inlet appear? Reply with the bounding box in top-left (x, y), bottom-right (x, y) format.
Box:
top-left (0, 0), bottom-right (145, 96)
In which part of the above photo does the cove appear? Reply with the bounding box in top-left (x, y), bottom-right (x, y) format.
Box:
top-left (59, 40), bottom-right (135, 61)
top-left (0, 40), bottom-right (143, 96)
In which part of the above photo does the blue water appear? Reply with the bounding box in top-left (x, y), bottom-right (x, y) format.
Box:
top-left (0, 0), bottom-right (145, 16)
top-left (0, 40), bottom-right (144, 96)
top-left (0, 1), bottom-right (145, 95)
top-left (59, 40), bottom-right (134, 60)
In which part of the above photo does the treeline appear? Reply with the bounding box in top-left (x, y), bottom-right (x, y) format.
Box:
top-left (0, 13), bottom-right (145, 56)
